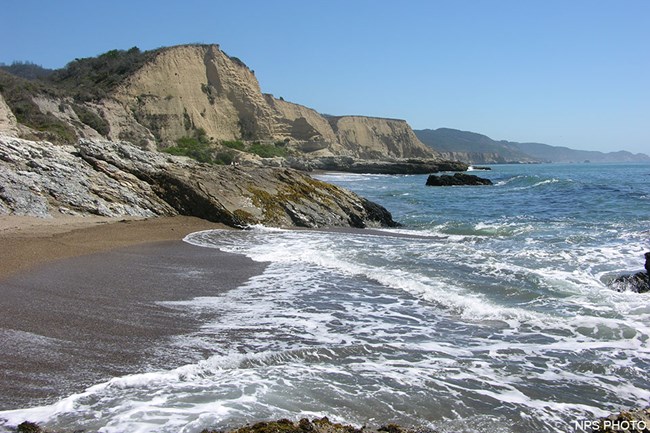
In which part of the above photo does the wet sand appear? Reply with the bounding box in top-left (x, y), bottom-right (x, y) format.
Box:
top-left (0, 216), bottom-right (266, 410)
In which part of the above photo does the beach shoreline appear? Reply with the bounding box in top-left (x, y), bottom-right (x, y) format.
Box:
top-left (0, 215), bottom-right (266, 410)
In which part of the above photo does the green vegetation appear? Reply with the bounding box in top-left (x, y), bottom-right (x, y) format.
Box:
top-left (163, 136), bottom-right (213, 163)
top-left (71, 104), bottom-right (110, 136)
top-left (0, 70), bottom-right (76, 144)
top-left (249, 142), bottom-right (288, 158)
top-left (162, 128), bottom-right (236, 165)
top-left (222, 140), bottom-right (246, 151)
top-left (161, 133), bottom-right (290, 165)
top-left (0, 47), bottom-right (155, 143)
top-left (50, 47), bottom-right (154, 101)
top-left (0, 61), bottom-right (53, 80)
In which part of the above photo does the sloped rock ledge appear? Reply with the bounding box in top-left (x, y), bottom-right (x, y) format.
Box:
top-left (0, 136), bottom-right (398, 228)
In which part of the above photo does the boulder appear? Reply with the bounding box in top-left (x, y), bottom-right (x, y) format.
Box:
top-left (593, 406), bottom-right (650, 432)
top-left (610, 252), bottom-right (650, 293)
top-left (425, 172), bottom-right (493, 186)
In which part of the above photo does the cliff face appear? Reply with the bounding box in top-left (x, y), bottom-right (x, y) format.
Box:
top-left (0, 44), bottom-right (435, 161)
top-left (112, 45), bottom-right (275, 144)
top-left (111, 44), bottom-right (433, 159)
top-left (329, 116), bottom-right (435, 159)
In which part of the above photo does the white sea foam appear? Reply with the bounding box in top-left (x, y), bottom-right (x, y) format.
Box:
top-left (4, 164), bottom-right (650, 433)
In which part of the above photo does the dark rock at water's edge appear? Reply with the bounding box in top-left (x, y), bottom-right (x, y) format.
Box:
top-left (470, 166), bottom-right (492, 171)
top-left (611, 272), bottom-right (650, 293)
top-left (425, 172), bottom-right (493, 186)
top-left (10, 418), bottom-right (438, 433)
top-left (592, 406), bottom-right (650, 432)
top-left (204, 418), bottom-right (438, 433)
top-left (306, 156), bottom-right (468, 175)
top-left (609, 252), bottom-right (650, 293)
top-left (0, 136), bottom-right (398, 229)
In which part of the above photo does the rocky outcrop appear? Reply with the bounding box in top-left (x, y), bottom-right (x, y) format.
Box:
top-left (593, 407), bottom-right (650, 432)
top-left (309, 156), bottom-right (468, 174)
top-left (425, 173), bottom-right (493, 186)
top-left (0, 135), bottom-right (397, 228)
top-left (0, 136), bottom-right (173, 218)
top-left (610, 253), bottom-right (650, 293)
top-left (11, 417), bottom-right (436, 433)
top-left (0, 93), bottom-right (19, 136)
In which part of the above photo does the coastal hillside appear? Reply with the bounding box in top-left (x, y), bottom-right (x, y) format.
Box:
top-left (509, 141), bottom-right (650, 163)
top-left (0, 44), bottom-right (435, 161)
top-left (415, 128), bottom-right (536, 164)
top-left (415, 127), bottom-right (650, 164)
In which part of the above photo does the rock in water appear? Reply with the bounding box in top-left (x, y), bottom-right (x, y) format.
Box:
top-left (592, 406), bottom-right (650, 432)
top-left (425, 172), bottom-right (493, 186)
top-left (609, 252), bottom-right (650, 293)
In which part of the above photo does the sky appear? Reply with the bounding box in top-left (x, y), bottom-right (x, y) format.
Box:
top-left (1, 0), bottom-right (648, 154)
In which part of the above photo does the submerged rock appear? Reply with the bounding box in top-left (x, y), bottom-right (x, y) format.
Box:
top-left (425, 172), bottom-right (493, 186)
top-left (0, 136), bottom-right (398, 228)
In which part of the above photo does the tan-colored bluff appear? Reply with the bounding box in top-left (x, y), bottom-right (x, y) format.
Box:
top-left (111, 44), bottom-right (436, 158)
top-left (1, 44), bottom-right (437, 159)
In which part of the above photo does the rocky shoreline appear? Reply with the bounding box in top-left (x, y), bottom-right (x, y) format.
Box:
top-left (7, 418), bottom-right (436, 433)
top-left (0, 136), bottom-right (397, 228)
top-left (9, 407), bottom-right (650, 433)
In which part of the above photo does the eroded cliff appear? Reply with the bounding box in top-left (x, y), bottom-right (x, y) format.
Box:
top-left (0, 44), bottom-right (438, 161)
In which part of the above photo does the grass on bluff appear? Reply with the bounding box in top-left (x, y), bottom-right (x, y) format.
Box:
top-left (0, 70), bottom-right (77, 144)
top-left (163, 132), bottom-right (289, 165)
top-left (0, 47), bottom-right (149, 143)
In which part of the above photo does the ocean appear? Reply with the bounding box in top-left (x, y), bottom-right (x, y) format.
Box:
top-left (2, 163), bottom-right (650, 433)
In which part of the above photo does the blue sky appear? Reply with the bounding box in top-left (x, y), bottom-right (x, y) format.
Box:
top-left (1, 0), bottom-right (648, 153)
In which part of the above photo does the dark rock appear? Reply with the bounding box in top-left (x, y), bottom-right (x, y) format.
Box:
top-left (212, 418), bottom-right (437, 433)
top-left (310, 156), bottom-right (468, 175)
top-left (16, 422), bottom-right (43, 433)
top-left (425, 172), bottom-right (493, 186)
top-left (611, 272), bottom-right (650, 293)
top-left (593, 406), bottom-right (650, 432)
top-left (610, 252), bottom-right (650, 293)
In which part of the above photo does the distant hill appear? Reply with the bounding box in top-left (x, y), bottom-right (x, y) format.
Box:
top-left (507, 141), bottom-right (650, 163)
top-left (0, 61), bottom-right (54, 80)
top-left (415, 128), bottom-right (650, 164)
top-left (414, 128), bottom-right (535, 164)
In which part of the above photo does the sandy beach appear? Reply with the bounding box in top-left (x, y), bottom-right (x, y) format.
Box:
top-left (0, 216), bottom-right (266, 410)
